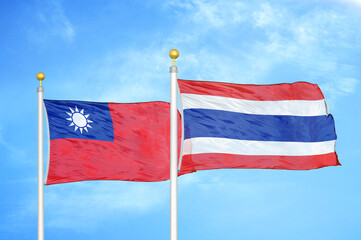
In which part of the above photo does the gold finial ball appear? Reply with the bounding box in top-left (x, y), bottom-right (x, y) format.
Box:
top-left (36, 72), bottom-right (45, 81)
top-left (169, 49), bottom-right (179, 60)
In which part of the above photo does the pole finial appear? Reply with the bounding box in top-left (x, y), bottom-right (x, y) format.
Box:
top-left (36, 72), bottom-right (45, 87)
top-left (169, 49), bottom-right (179, 66)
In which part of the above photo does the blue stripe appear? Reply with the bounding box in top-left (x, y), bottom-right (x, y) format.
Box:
top-left (184, 109), bottom-right (336, 142)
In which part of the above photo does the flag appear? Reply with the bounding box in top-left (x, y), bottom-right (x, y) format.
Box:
top-left (44, 100), bottom-right (189, 185)
top-left (178, 79), bottom-right (340, 171)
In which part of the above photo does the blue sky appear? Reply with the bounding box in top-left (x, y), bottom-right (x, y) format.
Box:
top-left (1, 0), bottom-right (361, 239)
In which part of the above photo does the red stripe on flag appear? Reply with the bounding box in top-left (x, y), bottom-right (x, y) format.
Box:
top-left (178, 79), bottom-right (325, 101)
top-left (180, 153), bottom-right (340, 172)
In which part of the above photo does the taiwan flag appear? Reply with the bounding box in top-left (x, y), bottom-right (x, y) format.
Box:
top-left (44, 100), bottom-right (189, 185)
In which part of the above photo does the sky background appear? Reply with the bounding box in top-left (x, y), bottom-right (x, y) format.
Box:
top-left (1, 0), bottom-right (361, 239)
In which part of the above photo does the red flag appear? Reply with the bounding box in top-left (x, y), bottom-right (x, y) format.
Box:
top-left (44, 100), bottom-right (190, 185)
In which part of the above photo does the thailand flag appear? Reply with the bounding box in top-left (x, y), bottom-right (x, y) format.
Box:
top-left (44, 100), bottom-right (189, 185)
top-left (178, 79), bottom-right (340, 172)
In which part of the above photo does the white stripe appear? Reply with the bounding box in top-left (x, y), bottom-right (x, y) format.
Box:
top-left (181, 94), bottom-right (327, 116)
top-left (183, 138), bottom-right (336, 156)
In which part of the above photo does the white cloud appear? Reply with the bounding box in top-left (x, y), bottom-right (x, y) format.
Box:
top-left (338, 78), bottom-right (358, 93)
top-left (248, 3), bottom-right (361, 103)
top-left (320, 77), bottom-right (359, 107)
top-left (165, 0), bottom-right (246, 28)
top-left (333, 0), bottom-right (361, 7)
top-left (253, 2), bottom-right (284, 28)
top-left (89, 47), bottom-right (171, 103)
top-left (66, 1), bottom-right (358, 105)
top-left (44, 181), bottom-right (169, 229)
top-left (96, 1), bottom-right (360, 106)
top-left (178, 170), bottom-right (295, 224)
top-left (3, 179), bottom-right (170, 231)
top-left (0, 127), bottom-right (26, 161)
top-left (29, 0), bottom-right (75, 43)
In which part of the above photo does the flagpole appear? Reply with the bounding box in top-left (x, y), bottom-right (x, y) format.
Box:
top-left (169, 49), bottom-right (179, 240)
top-left (37, 72), bottom-right (45, 240)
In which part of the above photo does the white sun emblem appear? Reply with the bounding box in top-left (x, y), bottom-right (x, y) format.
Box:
top-left (66, 106), bottom-right (93, 134)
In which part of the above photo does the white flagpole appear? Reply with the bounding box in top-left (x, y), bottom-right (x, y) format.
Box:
top-left (37, 72), bottom-right (45, 240)
top-left (169, 49), bottom-right (179, 240)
